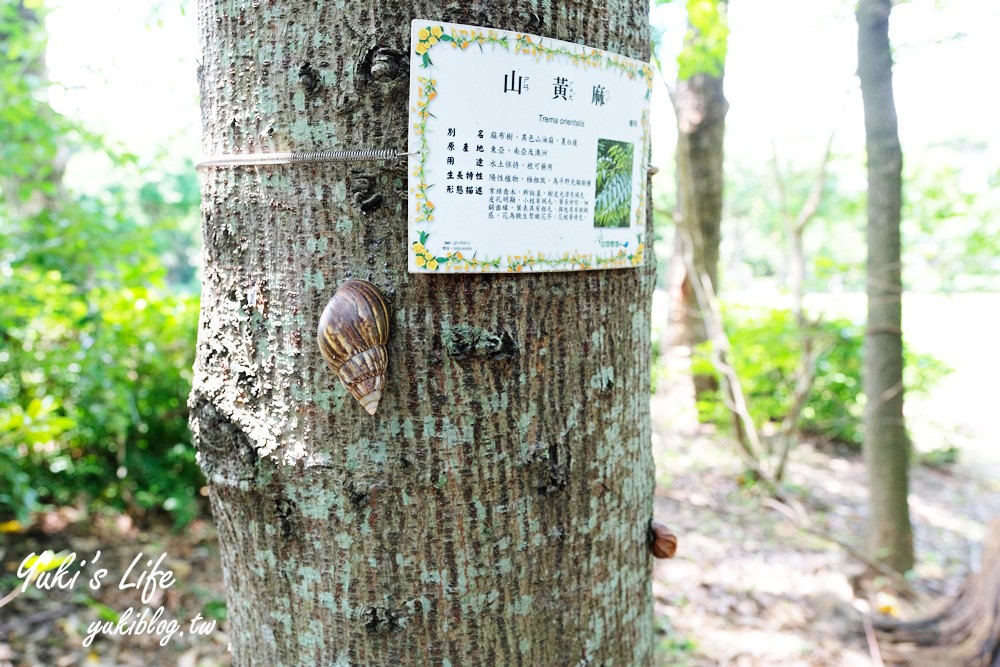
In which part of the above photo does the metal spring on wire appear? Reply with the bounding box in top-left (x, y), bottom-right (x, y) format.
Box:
top-left (195, 149), bottom-right (413, 170)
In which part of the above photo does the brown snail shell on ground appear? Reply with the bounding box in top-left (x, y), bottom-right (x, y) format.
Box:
top-left (317, 279), bottom-right (390, 415)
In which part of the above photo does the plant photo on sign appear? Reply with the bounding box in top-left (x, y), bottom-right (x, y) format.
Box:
top-left (594, 138), bottom-right (634, 228)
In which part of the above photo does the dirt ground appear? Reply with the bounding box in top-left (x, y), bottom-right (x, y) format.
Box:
top-left (0, 514), bottom-right (231, 667)
top-left (2, 391), bottom-right (997, 666)
top-left (650, 389), bottom-right (1000, 666)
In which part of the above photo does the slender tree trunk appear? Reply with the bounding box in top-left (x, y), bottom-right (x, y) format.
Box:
top-left (1, 2), bottom-right (66, 219)
top-left (769, 133), bottom-right (834, 480)
top-left (857, 0), bottom-right (914, 573)
top-left (191, 1), bottom-right (655, 664)
top-left (667, 72), bottom-right (727, 353)
top-left (665, 8), bottom-right (728, 432)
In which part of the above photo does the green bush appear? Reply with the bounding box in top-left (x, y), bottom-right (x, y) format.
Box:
top-left (0, 3), bottom-right (204, 527)
top-left (0, 267), bottom-right (202, 527)
top-left (691, 305), bottom-right (950, 446)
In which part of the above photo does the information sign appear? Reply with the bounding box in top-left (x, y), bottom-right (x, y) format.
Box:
top-left (407, 21), bottom-right (652, 273)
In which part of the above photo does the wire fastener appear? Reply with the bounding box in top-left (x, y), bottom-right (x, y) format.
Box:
top-left (195, 149), bottom-right (417, 170)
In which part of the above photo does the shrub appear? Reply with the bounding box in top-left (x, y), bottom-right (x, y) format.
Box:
top-left (0, 270), bottom-right (202, 526)
top-left (691, 305), bottom-right (950, 446)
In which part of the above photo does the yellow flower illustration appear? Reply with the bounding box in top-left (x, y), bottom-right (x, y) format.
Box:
top-left (431, 25), bottom-right (443, 38)
top-left (415, 254), bottom-right (427, 267)
top-left (415, 42), bottom-right (427, 55)
top-left (413, 242), bottom-right (427, 254)
top-left (631, 243), bottom-right (645, 266)
top-left (418, 28), bottom-right (430, 40)
top-left (427, 258), bottom-right (439, 270)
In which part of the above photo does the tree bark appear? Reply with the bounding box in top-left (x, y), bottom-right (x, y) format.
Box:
top-left (191, 1), bottom-right (655, 664)
top-left (857, 0), bottom-right (914, 573)
top-left (667, 72), bottom-right (727, 352)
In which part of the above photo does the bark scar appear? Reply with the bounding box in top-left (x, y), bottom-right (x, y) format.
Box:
top-left (442, 324), bottom-right (518, 361)
top-left (188, 392), bottom-right (260, 486)
top-left (350, 172), bottom-right (383, 213)
top-left (274, 495), bottom-right (297, 540)
top-left (298, 62), bottom-right (321, 95)
top-left (363, 605), bottom-right (404, 634)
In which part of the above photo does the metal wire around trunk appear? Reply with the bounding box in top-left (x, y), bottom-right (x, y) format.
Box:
top-left (195, 149), bottom-right (415, 169)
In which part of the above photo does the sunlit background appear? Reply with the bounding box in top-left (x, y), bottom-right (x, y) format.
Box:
top-left (2, 0), bottom-right (999, 663)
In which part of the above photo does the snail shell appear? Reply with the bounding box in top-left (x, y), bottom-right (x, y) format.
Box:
top-left (317, 279), bottom-right (390, 415)
top-left (649, 519), bottom-right (678, 559)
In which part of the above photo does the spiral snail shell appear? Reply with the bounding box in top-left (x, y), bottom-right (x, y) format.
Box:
top-left (317, 279), bottom-right (390, 415)
top-left (649, 519), bottom-right (677, 559)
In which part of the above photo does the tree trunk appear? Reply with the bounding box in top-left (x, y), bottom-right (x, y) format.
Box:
top-left (877, 517), bottom-right (1000, 666)
top-left (1, 1), bottom-right (66, 219)
top-left (666, 14), bottom-right (728, 426)
top-left (857, 0), bottom-right (914, 573)
top-left (191, 2), bottom-right (655, 665)
top-left (667, 73), bottom-right (727, 352)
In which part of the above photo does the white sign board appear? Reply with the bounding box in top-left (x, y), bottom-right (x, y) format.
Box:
top-left (407, 21), bottom-right (652, 273)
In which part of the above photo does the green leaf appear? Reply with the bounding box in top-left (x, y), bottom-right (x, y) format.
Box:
top-left (202, 598), bottom-right (228, 622)
top-left (21, 550), bottom-right (73, 575)
top-left (26, 398), bottom-right (43, 420)
top-left (84, 597), bottom-right (121, 623)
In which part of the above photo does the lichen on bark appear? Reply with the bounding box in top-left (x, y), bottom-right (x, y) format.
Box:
top-left (192, 1), bottom-right (655, 664)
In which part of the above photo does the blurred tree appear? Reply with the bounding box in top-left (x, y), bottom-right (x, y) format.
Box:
top-left (666, 0), bottom-right (728, 357)
top-left (857, 0), bottom-right (914, 573)
top-left (191, 1), bottom-right (656, 663)
top-left (0, 1), bottom-right (64, 211)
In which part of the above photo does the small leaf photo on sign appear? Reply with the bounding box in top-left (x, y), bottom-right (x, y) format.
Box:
top-left (594, 138), bottom-right (634, 229)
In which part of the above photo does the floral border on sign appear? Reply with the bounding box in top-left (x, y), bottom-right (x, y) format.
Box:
top-left (411, 75), bottom-right (436, 225)
top-left (413, 232), bottom-right (645, 273)
top-left (411, 23), bottom-right (654, 269)
top-left (412, 231), bottom-right (502, 272)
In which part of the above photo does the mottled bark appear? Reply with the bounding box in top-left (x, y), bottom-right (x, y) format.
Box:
top-left (667, 72), bottom-right (726, 351)
top-left (191, 1), bottom-right (655, 665)
top-left (857, 0), bottom-right (914, 573)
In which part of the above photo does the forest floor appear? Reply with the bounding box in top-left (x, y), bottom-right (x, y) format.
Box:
top-left (2, 390), bottom-right (998, 666)
top-left (650, 386), bottom-right (1000, 666)
top-left (0, 513), bottom-right (231, 667)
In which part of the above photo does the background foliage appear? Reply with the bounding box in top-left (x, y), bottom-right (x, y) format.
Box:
top-left (690, 306), bottom-right (952, 447)
top-left (1, 0), bottom-right (994, 530)
top-left (0, 1), bottom-right (202, 526)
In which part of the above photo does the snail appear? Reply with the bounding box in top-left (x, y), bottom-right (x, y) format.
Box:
top-left (648, 519), bottom-right (677, 559)
top-left (317, 279), bottom-right (390, 415)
